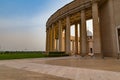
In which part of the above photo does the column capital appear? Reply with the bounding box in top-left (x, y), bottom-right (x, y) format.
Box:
top-left (52, 24), bottom-right (54, 28)
top-left (59, 19), bottom-right (61, 23)
top-left (91, 0), bottom-right (100, 4)
top-left (81, 9), bottom-right (85, 14)
top-left (59, 20), bottom-right (62, 28)
top-left (46, 29), bottom-right (48, 32)
top-left (66, 16), bottom-right (70, 21)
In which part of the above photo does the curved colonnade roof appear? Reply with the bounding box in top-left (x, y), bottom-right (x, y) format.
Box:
top-left (46, 0), bottom-right (106, 28)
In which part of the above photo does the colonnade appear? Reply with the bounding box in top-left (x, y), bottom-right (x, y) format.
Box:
top-left (46, 1), bottom-right (101, 55)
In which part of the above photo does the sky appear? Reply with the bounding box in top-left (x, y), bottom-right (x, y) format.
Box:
top-left (0, 0), bottom-right (75, 51)
top-left (0, 0), bottom-right (92, 51)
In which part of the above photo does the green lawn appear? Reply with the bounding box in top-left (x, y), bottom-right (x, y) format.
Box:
top-left (0, 51), bottom-right (69, 60)
top-left (0, 51), bottom-right (46, 60)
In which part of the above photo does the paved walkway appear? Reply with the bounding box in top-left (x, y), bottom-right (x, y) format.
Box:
top-left (0, 56), bottom-right (120, 80)
top-left (0, 66), bottom-right (70, 80)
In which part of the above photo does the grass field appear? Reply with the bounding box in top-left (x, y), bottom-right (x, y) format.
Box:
top-left (0, 51), bottom-right (69, 60)
top-left (0, 51), bottom-right (46, 60)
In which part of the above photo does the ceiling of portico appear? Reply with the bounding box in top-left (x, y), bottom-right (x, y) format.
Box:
top-left (70, 8), bottom-right (92, 25)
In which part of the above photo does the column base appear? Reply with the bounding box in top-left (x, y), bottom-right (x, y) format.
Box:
top-left (80, 53), bottom-right (87, 57)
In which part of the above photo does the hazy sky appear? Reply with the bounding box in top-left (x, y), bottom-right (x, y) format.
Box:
top-left (0, 0), bottom-right (75, 51)
top-left (0, 0), bottom-right (93, 51)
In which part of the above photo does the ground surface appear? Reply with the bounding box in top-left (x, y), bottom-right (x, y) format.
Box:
top-left (0, 56), bottom-right (120, 80)
top-left (39, 56), bottom-right (120, 72)
top-left (0, 66), bottom-right (70, 80)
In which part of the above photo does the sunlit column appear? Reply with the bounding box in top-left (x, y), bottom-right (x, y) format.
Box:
top-left (50, 27), bottom-right (53, 51)
top-left (48, 27), bottom-right (51, 51)
top-left (66, 16), bottom-right (71, 54)
top-left (92, 1), bottom-right (101, 54)
top-left (80, 10), bottom-right (87, 56)
top-left (78, 41), bottom-right (80, 54)
top-left (59, 20), bottom-right (63, 51)
top-left (75, 23), bottom-right (78, 55)
top-left (52, 24), bottom-right (55, 51)
top-left (72, 40), bottom-right (75, 54)
top-left (63, 30), bottom-right (65, 51)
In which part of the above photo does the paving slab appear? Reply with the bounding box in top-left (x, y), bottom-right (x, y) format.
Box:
top-left (0, 57), bottom-right (120, 80)
top-left (0, 65), bottom-right (71, 80)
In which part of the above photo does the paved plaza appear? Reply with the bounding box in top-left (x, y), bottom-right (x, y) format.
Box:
top-left (0, 56), bottom-right (120, 80)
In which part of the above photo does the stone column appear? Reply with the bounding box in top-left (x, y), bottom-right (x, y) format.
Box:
top-left (80, 10), bottom-right (87, 56)
top-left (48, 27), bottom-right (51, 51)
top-left (59, 20), bottom-right (63, 51)
top-left (72, 40), bottom-right (75, 54)
top-left (78, 41), bottom-right (80, 54)
top-left (46, 28), bottom-right (49, 52)
top-left (92, 1), bottom-right (101, 54)
top-left (50, 27), bottom-right (53, 51)
top-left (75, 23), bottom-right (78, 55)
top-left (52, 25), bottom-right (55, 51)
top-left (63, 31), bottom-right (65, 51)
top-left (66, 16), bottom-right (71, 54)
top-left (55, 39), bottom-right (58, 51)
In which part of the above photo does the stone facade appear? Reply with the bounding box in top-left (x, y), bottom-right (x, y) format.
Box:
top-left (46, 0), bottom-right (120, 57)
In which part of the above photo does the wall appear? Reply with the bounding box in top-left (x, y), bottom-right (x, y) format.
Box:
top-left (99, 0), bottom-right (118, 57)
